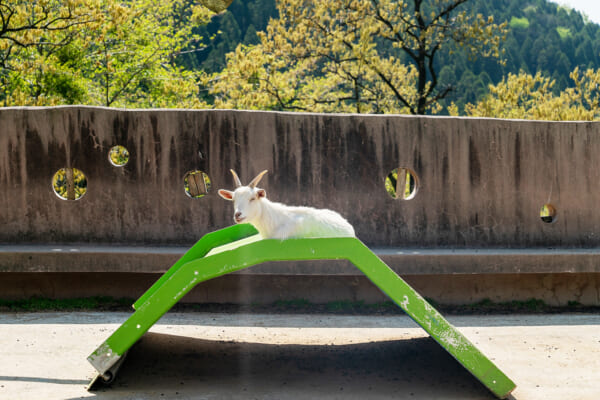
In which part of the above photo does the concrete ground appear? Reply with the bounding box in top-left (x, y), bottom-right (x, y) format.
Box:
top-left (0, 312), bottom-right (598, 400)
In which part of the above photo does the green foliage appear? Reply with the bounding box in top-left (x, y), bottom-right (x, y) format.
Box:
top-left (0, 296), bottom-right (134, 312)
top-left (465, 298), bottom-right (547, 313)
top-left (455, 67), bottom-right (600, 120)
top-left (437, 0), bottom-right (600, 114)
top-left (52, 168), bottom-right (87, 201)
top-left (79, 0), bottom-right (214, 108)
top-left (109, 146), bottom-right (130, 167)
top-left (1, 296), bottom-right (594, 313)
top-left (196, 0), bottom-right (600, 116)
top-left (509, 17), bottom-right (530, 29)
top-left (0, 0), bottom-right (104, 105)
top-left (187, 0), bottom-right (277, 75)
top-left (206, 0), bottom-right (506, 114)
top-left (273, 298), bottom-right (311, 309)
top-left (556, 26), bottom-right (571, 39)
top-left (201, 0), bottom-right (234, 13)
top-left (0, 0), bottom-right (217, 107)
top-left (385, 168), bottom-right (416, 200)
top-left (2, 0), bottom-right (600, 115)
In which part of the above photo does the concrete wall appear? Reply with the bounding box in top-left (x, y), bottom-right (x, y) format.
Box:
top-left (2, 106), bottom-right (600, 247)
top-left (1, 106), bottom-right (600, 305)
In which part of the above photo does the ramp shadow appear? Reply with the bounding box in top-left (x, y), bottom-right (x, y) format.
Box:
top-left (86, 332), bottom-right (495, 399)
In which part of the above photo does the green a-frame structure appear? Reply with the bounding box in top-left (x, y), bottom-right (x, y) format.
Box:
top-left (87, 224), bottom-right (516, 398)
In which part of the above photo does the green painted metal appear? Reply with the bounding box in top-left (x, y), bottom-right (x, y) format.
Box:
top-left (132, 224), bottom-right (258, 310)
top-left (88, 224), bottom-right (516, 398)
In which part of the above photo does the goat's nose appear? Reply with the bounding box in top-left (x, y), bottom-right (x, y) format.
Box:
top-left (234, 211), bottom-right (242, 219)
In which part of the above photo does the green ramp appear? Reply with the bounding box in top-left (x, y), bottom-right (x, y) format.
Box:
top-left (87, 224), bottom-right (516, 398)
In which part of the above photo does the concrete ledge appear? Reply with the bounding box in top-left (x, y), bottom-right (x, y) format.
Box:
top-left (0, 245), bottom-right (186, 274)
top-left (1, 245), bottom-right (600, 274)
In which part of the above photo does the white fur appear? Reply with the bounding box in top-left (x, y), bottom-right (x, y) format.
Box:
top-left (218, 176), bottom-right (355, 240)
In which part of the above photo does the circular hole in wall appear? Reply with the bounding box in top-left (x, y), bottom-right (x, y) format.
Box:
top-left (109, 145), bottom-right (130, 167)
top-left (385, 167), bottom-right (419, 200)
top-left (184, 170), bottom-right (212, 198)
top-left (540, 203), bottom-right (557, 223)
top-left (52, 167), bottom-right (88, 201)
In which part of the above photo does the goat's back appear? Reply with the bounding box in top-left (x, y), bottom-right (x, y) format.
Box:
top-left (284, 205), bottom-right (355, 238)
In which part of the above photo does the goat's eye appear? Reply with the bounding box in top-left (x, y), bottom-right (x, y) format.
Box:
top-left (249, 197), bottom-right (256, 202)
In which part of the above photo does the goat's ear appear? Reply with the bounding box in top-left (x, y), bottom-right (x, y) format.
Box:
top-left (218, 189), bottom-right (234, 201)
top-left (256, 189), bottom-right (266, 198)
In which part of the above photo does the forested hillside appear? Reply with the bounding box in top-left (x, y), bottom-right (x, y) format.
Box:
top-left (3, 0), bottom-right (599, 115)
top-left (188, 0), bottom-right (600, 113)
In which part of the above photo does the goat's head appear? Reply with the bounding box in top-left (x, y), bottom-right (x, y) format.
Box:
top-left (218, 169), bottom-right (268, 224)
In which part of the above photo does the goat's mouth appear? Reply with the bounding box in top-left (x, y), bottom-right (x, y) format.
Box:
top-left (234, 216), bottom-right (245, 223)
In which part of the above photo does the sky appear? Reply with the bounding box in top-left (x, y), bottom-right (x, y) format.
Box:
top-left (551, 0), bottom-right (600, 25)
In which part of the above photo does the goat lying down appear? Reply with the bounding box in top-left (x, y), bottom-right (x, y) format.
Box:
top-left (218, 170), bottom-right (355, 240)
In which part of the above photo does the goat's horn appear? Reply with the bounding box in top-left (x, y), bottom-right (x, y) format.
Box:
top-left (230, 169), bottom-right (242, 187)
top-left (248, 170), bottom-right (268, 188)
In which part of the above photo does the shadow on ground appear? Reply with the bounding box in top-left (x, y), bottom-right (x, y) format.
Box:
top-left (84, 332), bottom-right (495, 400)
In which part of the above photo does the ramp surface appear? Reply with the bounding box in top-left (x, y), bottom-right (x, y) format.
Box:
top-left (87, 224), bottom-right (515, 398)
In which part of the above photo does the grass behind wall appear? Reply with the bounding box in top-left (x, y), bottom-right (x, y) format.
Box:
top-left (0, 296), bottom-right (598, 314)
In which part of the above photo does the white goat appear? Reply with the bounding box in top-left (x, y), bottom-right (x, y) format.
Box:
top-left (218, 169), bottom-right (355, 239)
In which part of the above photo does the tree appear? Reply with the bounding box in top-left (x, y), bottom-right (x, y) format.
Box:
top-left (371, 0), bottom-right (506, 114)
top-left (82, 0), bottom-right (214, 108)
top-left (207, 0), bottom-right (506, 114)
top-left (0, 0), bottom-right (101, 63)
top-left (0, 0), bottom-right (104, 105)
top-left (453, 68), bottom-right (600, 121)
top-left (206, 0), bottom-right (412, 113)
top-left (1, 0), bottom-right (216, 108)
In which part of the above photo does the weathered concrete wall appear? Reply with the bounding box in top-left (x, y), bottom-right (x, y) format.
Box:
top-left (2, 106), bottom-right (600, 305)
top-left (2, 106), bottom-right (600, 248)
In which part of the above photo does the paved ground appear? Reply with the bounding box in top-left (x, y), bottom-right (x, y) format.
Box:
top-left (0, 312), bottom-right (598, 400)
